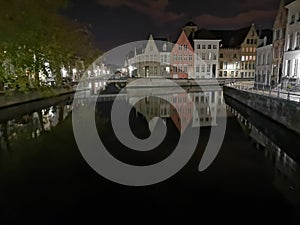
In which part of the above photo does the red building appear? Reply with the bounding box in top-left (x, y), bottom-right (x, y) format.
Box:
top-left (171, 30), bottom-right (194, 78)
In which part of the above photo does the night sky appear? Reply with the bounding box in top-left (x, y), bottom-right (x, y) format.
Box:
top-left (62, 0), bottom-right (292, 51)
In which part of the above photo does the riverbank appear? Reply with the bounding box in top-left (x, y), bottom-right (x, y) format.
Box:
top-left (0, 86), bottom-right (77, 109)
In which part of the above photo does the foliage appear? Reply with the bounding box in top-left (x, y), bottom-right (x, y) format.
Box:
top-left (0, 0), bottom-right (101, 92)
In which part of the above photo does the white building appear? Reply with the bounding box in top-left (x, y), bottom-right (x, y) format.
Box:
top-left (256, 37), bottom-right (273, 87)
top-left (282, 0), bottom-right (300, 87)
top-left (127, 35), bottom-right (172, 78)
top-left (193, 29), bottom-right (221, 79)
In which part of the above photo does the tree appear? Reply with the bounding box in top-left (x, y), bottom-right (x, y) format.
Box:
top-left (0, 0), bottom-right (100, 91)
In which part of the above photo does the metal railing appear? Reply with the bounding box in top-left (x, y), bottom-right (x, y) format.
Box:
top-left (226, 82), bottom-right (300, 103)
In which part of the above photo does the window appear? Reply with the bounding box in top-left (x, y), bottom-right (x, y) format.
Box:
top-left (184, 65), bottom-right (188, 73)
top-left (291, 14), bottom-right (295, 24)
top-left (219, 71), bottom-right (223, 77)
top-left (213, 44), bottom-right (217, 49)
top-left (202, 44), bottom-right (206, 49)
top-left (208, 44), bottom-right (212, 49)
top-left (289, 34), bottom-right (293, 50)
top-left (233, 54), bottom-right (237, 59)
top-left (189, 55), bottom-right (193, 61)
top-left (179, 45), bottom-right (183, 50)
top-left (196, 65), bottom-right (200, 73)
top-left (184, 55), bottom-right (187, 61)
top-left (224, 71), bottom-right (227, 77)
top-left (208, 52), bottom-right (212, 60)
top-left (294, 59), bottom-right (298, 76)
top-left (213, 53), bottom-right (217, 60)
top-left (178, 55), bottom-right (182, 61)
top-left (220, 53), bottom-right (224, 58)
top-left (173, 55), bottom-right (177, 61)
top-left (184, 45), bottom-right (188, 51)
top-left (197, 44), bottom-right (201, 49)
top-left (202, 53), bottom-right (206, 60)
top-left (173, 65), bottom-right (177, 73)
top-left (207, 64), bottom-right (211, 73)
top-left (163, 43), bottom-right (167, 51)
top-left (201, 65), bottom-right (205, 72)
top-left (296, 32), bottom-right (300, 49)
top-left (247, 39), bottom-right (250, 44)
top-left (219, 62), bottom-right (223, 69)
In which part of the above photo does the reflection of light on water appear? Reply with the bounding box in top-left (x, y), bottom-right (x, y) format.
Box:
top-left (227, 105), bottom-right (300, 207)
top-left (0, 103), bottom-right (73, 152)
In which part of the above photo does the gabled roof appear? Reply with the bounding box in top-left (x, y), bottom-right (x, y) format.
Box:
top-left (257, 29), bottom-right (273, 47)
top-left (193, 29), bottom-right (220, 40)
top-left (209, 26), bottom-right (252, 48)
top-left (154, 39), bottom-right (173, 52)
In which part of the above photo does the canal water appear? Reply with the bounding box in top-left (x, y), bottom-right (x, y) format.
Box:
top-left (0, 87), bottom-right (299, 224)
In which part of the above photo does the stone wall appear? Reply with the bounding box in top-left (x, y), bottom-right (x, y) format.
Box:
top-left (223, 86), bottom-right (300, 134)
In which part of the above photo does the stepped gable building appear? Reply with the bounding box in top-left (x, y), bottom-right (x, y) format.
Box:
top-left (211, 24), bottom-right (259, 79)
top-left (171, 30), bottom-right (194, 79)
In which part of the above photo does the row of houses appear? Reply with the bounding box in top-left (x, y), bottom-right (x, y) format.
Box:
top-left (125, 0), bottom-right (300, 88)
top-left (126, 22), bottom-right (260, 80)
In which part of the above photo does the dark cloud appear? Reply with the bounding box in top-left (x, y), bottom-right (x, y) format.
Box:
top-left (63, 0), bottom-right (288, 51)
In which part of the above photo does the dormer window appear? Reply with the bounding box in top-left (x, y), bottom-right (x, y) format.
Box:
top-left (163, 43), bottom-right (167, 51)
top-left (291, 15), bottom-right (295, 24)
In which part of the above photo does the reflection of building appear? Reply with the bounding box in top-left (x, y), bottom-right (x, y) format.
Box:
top-left (170, 93), bottom-right (193, 133)
top-left (273, 0), bottom-right (288, 85)
top-left (130, 90), bottom-right (224, 134)
top-left (282, 0), bottom-right (300, 87)
top-left (171, 30), bottom-right (194, 79)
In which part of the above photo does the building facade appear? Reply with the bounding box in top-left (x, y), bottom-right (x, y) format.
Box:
top-left (256, 37), bottom-right (273, 87)
top-left (193, 29), bottom-right (221, 79)
top-left (272, 0), bottom-right (288, 85)
top-left (127, 35), bottom-right (172, 78)
top-left (171, 31), bottom-right (194, 79)
top-left (282, 0), bottom-right (300, 87)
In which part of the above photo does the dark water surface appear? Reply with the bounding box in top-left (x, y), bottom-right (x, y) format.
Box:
top-left (0, 89), bottom-right (299, 224)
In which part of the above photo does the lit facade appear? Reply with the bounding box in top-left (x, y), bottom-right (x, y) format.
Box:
top-left (282, 0), bottom-right (300, 87)
top-left (272, 0), bottom-right (288, 84)
top-left (171, 31), bottom-right (194, 79)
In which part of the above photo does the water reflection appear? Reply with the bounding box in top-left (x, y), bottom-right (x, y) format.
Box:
top-left (0, 101), bottom-right (72, 153)
top-left (227, 104), bottom-right (300, 208)
top-left (128, 90), bottom-right (225, 133)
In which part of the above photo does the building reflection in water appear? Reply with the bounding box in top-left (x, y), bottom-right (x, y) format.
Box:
top-left (129, 90), bottom-right (224, 133)
top-left (227, 105), bottom-right (300, 208)
top-left (0, 104), bottom-right (72, 153)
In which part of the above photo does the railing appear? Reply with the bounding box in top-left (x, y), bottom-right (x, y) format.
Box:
top-left (226, 82), bottom-right (300, 103)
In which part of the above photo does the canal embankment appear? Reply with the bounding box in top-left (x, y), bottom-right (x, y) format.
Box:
top-left (223, 86), bottom-right (300, 135)
top-left (0, 86), bottom-right (77, 109)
